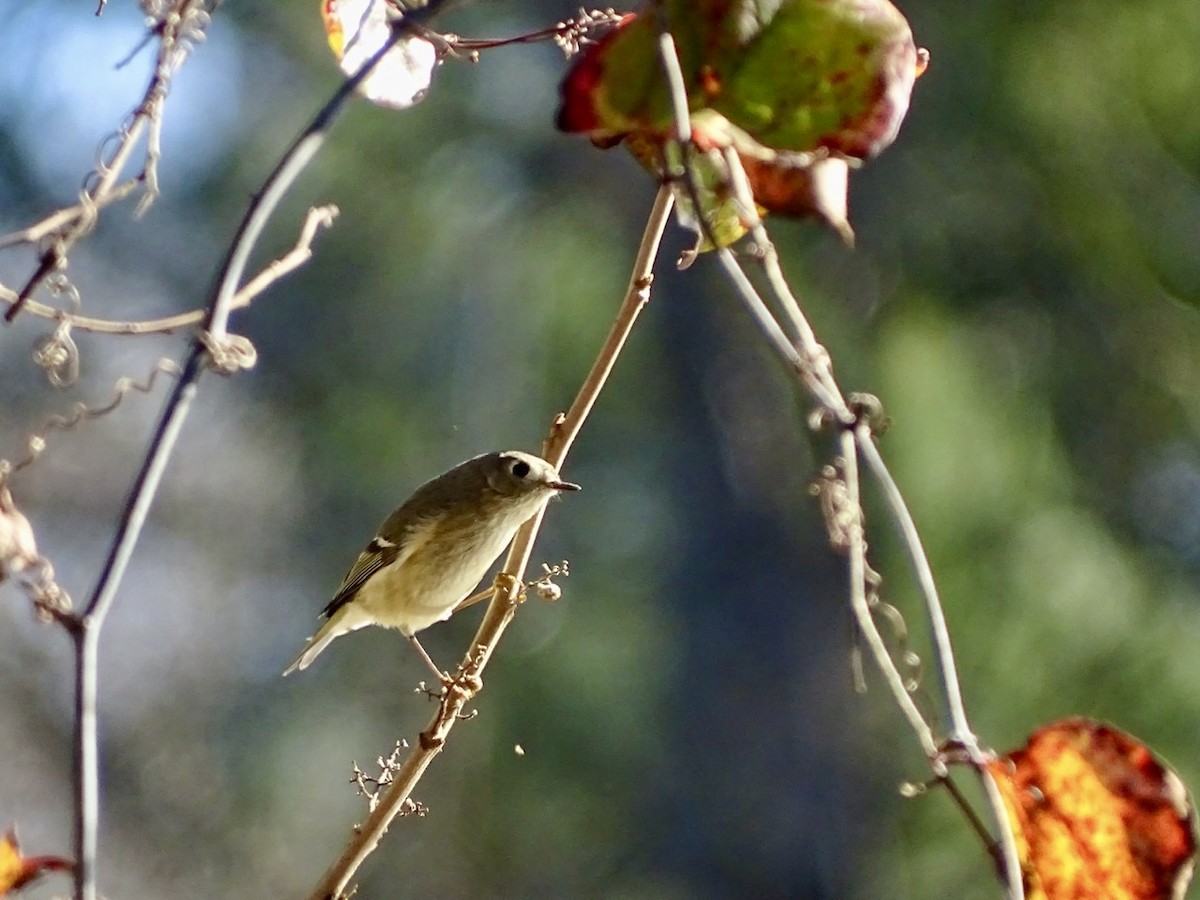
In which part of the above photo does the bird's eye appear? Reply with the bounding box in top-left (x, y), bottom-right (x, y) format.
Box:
top-left (510, 460), bottom-right (531, 479)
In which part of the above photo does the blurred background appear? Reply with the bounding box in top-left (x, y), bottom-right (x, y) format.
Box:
top-left (1, 1), bottom-right (1199, 897)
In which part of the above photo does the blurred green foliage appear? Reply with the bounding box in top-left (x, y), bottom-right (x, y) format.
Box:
top-left (0, 1), bottom-right (1199, 898)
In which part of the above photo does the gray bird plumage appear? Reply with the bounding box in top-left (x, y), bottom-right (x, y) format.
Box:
top-left (283, 451), bottom-right (579, 676)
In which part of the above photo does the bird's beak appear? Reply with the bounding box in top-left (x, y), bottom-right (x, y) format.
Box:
top-left (550, 479), bottom-right (581, 492)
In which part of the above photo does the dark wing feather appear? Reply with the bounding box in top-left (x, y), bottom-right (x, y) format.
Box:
top-left (321, 536), bottom-right (400, 619)
top-left (318, 462), bottom-right (485, 620)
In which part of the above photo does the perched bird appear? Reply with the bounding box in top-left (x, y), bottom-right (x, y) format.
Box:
top-left (283, 450), bottom-right (580, 678)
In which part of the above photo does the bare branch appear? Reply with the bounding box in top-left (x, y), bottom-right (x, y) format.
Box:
top-left (424, 8), bottom-right (627, 59)
top-left (3, 0), bottom-right (211, 324)
top-left (228, 205), bottom-right (340, 311)
top-left (0, 205), bottom-right (339, 336)
top-left (652, 23), bottom-right (1024, 900)
top-left (0, 181), bottom-right (142, 250)
top-left (65, 3), bottom-right (421, 893)
top-left (652, 27), bottom-right (725, 261)
top-left (307, 184), bottom-right (676, 900)
top-left (838, 432), bottom-right (941, 759)
top-left (0, 359), bottom-right (182, 480)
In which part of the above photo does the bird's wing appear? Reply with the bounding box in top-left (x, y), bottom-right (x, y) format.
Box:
top-left (321, 537), bottom-right (397, 619)
top-left (320, 514), bottom-right (438, 619)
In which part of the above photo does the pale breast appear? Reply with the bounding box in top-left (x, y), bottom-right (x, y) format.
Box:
top-left (353, 491), bottom-right (550, 635)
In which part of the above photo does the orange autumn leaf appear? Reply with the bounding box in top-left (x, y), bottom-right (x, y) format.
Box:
top-left (0, 828), bottom-right (71, 896)
top-left (988, 718), bottom-right (1197, 900)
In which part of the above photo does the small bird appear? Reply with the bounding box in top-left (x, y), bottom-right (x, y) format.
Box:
top-left (283, 450), bottom-right (580, 678)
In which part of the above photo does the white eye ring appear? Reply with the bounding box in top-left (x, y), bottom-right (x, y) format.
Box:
top-left (509, 459), bottom-right (531, 479)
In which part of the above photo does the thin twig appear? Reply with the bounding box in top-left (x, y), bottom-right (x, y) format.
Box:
top-left (653, 27), bottom-right (725, 260)
top-left (424, 8), bottom-right (625, 57)
top-left (0, 180), bottom-right (142, 250)
top-left (719, 149), bottom-right (824, 350)
top-left (712, 249), bottom-right (848, 414)
top-left (727, 143), bottom-right (972, 747)
top-left (652, 25), bottom-right (924, 733)
top-left (0, 205), bottom-right (339, 336)
top-left (856, 430), bottom-right (1024, 895)
top-left (839, 430), bottom-right (941, 761)
top-left (229, 205), bottom-right (340, 310)
top-left (4, 0), bottom-right (208, 323)
top-left (718, 142), bottom-right (978, 740)
top-left (1, 359), bottom-right (182, 478)
top-left (306, 184), bottom-right (676, 900)
top-left (653, 23), bottom-right (1024, 900)
top-left (854, 432), bottom-right (970, 743)
top-left (65, 6), bottom-right (425, 896)
top-left (715, 242), bottom-right (940, 752)
top-left (714, 214), bottom-right (1025, 900)
top-left (71, 357), bottom-right (200, 900)
top-left (719, 146), bottom-right (852, 423)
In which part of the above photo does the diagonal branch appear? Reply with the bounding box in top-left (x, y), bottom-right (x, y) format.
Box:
top-left (306, 184), bottom-right (676, 900)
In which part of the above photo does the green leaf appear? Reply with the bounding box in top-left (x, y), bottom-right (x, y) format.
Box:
top-left (666, 0), bottom-right (923, 157)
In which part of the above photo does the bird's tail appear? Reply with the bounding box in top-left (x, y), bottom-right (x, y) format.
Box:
top-left (281, 604), bottom-right (370, 676)
top-left (282, 629), bottom-right (337, 676)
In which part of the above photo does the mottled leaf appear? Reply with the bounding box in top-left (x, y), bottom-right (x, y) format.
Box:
top-left (556, 0), bottom-right (925, 249)
top-left (989, 718), bottom-right (1196, 900)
